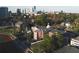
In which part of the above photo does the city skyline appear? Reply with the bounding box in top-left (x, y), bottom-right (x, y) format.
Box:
top-left (7, 6), bottom-right (79, 13)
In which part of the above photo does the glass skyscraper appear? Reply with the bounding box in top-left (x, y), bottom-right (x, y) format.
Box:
top-left (0, 7), bottom-right (8, 17)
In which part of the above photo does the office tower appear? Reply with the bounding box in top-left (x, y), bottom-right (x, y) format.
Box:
top-left (0, 7), bottom-right (8, 17)
top-left (17, 9), bottom-right (21, 16)
top-left (32, 6), bottom-right (36, 13)
top-left (8, 11), bottom-right (12, 16)
top-left (25, 9), bottom-right (26, 14)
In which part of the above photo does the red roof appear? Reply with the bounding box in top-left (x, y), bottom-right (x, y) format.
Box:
top-left (0, 33), bottom-right (13, 43)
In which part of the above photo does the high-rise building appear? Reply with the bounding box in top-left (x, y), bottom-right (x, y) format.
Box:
top-left (0, 7), bottom-right (8, 17)
top-left (32, 6), bottom-right (36, 13)
top-left (8, 11), bottom-right (12, 16)
top-left (25, 9), bottom-right (26, 14)
top-left (17, 9), bottom-right (21, 16)
top-left (34, 6), bottom-right (36, 10)
top-left (22, 9), bottom-right (24, 14)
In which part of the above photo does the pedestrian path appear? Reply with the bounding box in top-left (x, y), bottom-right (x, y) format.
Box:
top-left (31, 40), bottom-right (43, 45)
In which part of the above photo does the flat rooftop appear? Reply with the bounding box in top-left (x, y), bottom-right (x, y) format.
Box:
top-left (54, 46), bottom-right (79, 53)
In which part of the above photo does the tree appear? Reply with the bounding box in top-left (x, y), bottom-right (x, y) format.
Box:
top-left (71, 18), bottom-right (79, 32)
top-left (31, 34), bottom-right (53, 53)
top-left (31, 33), bottom-right (64, 53)
top-left (35, 13), bottom-right (48, 26)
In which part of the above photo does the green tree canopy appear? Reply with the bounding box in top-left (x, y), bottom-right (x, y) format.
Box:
top-left (35, 13), bottom-right (48, 26)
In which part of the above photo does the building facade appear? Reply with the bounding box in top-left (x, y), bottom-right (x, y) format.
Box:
top-left (17, 9), bottom-right (21, 16)
top-left (32, 6), bottom-right (36, 13)
top-left (0, 7), bottom-right (8, 17)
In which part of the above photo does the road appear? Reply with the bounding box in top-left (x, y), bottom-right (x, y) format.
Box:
top-left (0, 26), bottom-right (13, 29)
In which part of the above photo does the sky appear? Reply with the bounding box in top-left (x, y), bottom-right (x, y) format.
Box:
top-left (7, 6), bottom-right (79, 13)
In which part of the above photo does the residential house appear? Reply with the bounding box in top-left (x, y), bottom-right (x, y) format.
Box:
top-left (31, 26), bottom-right (44, 41)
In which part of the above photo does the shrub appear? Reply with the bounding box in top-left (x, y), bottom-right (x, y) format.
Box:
top-left (31, 33), bottom-right (64, 53)
top-left (31, 34), bottom-right (53, 53)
